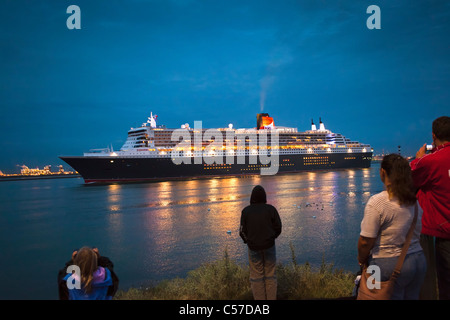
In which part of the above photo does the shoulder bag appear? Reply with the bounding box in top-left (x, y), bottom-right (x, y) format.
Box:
top-left (357, 203), bottom-right (418, 300)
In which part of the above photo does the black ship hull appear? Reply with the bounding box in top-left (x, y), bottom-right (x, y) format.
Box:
top-left (60, 153), bottom-right (372, 184)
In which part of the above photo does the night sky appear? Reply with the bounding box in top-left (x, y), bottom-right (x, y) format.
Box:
top-left (0, 1), bottom-right (449, 173)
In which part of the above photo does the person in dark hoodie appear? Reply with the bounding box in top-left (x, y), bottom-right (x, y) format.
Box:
top-left (240, 185), bottom-right (282, 300)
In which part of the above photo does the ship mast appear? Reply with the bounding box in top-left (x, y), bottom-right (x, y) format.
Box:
top-left (147, 112), bottom-right (157, 128)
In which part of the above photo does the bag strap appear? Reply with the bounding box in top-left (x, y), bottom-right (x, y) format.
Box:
top-left (391, 203), bottom-right (418, 280)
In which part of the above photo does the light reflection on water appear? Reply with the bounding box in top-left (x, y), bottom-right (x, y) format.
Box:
top-left (0, 163), bottom-right (384, 299)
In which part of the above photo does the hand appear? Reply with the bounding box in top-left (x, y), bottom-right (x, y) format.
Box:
top-left (416, 143), bottom-right (427, 159)
top-left (92, 247), bottom-right (100, 257)
top-left (357, 256), bottom-right (367, 267)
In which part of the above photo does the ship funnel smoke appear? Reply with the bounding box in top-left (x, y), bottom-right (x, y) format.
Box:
top-left (259, 46), bottom-right (293, 112)
top-left (259, 91), bottom-right (265, 112)
top-left (259, 75), bottom-right (275, 112)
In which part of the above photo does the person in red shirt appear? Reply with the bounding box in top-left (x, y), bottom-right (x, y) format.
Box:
top-left (411, 116), bottom-right (450, 300)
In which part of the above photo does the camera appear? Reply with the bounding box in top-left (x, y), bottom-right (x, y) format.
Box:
top-left (426, 144), bottom-right (433, 153)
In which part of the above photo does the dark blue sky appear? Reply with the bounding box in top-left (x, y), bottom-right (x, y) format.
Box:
top-left (1, 0), bottom-right (449, 172)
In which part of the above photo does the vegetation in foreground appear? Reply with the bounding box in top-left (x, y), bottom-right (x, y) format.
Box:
top-left (115, 244), bottom-right (356, 300)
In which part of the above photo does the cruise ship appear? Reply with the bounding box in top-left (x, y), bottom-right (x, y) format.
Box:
top-left (60, 113), bottom-right (373, 184)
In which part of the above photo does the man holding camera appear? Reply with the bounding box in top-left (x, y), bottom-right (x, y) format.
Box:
top-left (411, 116), bottom-right (450, 300)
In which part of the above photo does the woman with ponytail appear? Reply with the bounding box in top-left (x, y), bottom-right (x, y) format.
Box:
top-left (357, 154), bottom-right (427, 299)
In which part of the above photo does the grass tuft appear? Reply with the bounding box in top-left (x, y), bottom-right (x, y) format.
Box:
top-left (115, 244), bottom-right (355, 300)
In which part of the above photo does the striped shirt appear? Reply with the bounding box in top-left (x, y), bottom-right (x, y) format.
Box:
top-left (360, 191), bottom-right (423, 258)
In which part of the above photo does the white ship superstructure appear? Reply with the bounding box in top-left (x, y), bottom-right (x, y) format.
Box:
top-left (61, 112), bottom-right (373, 183)
top-left (83, 113), bottom-right (372, 158)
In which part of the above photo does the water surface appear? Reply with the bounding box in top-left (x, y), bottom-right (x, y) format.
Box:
top-left (0, 163), bottom-right (383, 299)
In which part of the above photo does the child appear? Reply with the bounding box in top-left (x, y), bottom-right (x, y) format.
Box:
top-left (60, 247), bottom-right (117, 300)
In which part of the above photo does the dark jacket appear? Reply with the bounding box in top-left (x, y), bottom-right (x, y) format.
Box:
top-left (239, 185), bottom-right (282, 251)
